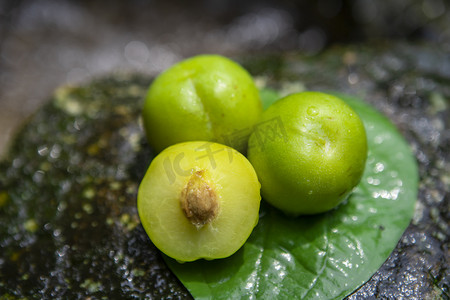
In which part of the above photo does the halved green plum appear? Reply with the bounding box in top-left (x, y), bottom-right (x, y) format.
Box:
top-left (137, 141), bottom-right (261, 262)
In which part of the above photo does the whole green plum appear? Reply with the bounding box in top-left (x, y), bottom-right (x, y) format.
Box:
top-left (142, 55), bottom-right (262, 153)
top-left (247, 91), bottom-right (368, 215)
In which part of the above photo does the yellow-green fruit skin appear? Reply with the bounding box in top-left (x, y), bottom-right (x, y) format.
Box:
top-left (247, 92), bottom-right (367, 215)
top-left (142, 55), bottom-right (262, 154)
top-left (137, 141), bottom-right (261, 262)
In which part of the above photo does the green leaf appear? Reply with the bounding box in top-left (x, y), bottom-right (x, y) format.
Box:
top-left (164, 90), bottom-right (419, 299)
top-left (259, 87), bottom-right (280, 110)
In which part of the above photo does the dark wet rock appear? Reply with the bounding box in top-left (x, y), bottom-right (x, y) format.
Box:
top-left (0, 42), bottom-right (448, 299)
top-left (0, 75), bottom-right (191, 299)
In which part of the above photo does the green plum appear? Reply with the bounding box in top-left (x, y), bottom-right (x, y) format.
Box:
top-left (137, 141), bottom-right (261, 262)
top-left (247, 91), bottom-right (367, 215)
top-left (142, 55), bottom-right (262, 154)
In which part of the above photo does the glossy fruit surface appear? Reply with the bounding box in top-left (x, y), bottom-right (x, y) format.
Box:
top-left (137, 141), bottom-right (261, 262)
top-left (142, 55), bottom-right (262, 154)
top-left (247, 91), bottom-right (367, 215)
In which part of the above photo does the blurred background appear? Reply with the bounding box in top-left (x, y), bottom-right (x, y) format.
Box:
top-left (1, 0), bottom-right (449, 157)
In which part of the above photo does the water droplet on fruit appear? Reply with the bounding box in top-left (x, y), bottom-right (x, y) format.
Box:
top-left (307, 106), bottom-right (319, 116)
